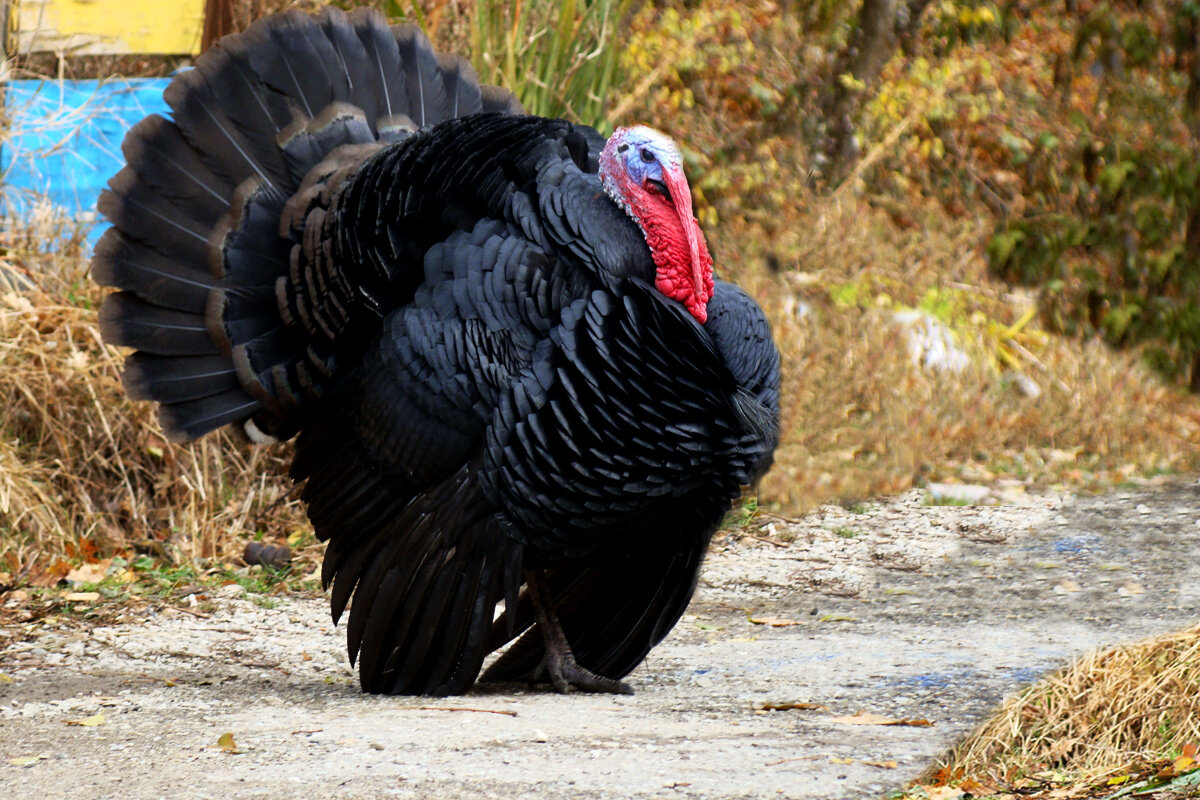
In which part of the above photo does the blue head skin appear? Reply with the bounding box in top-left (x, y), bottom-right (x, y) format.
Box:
top-left (598, 126), bottom-right (713, 323)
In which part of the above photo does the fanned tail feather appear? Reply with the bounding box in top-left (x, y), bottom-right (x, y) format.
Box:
top-left (95, 7), bottom-right (522, 442)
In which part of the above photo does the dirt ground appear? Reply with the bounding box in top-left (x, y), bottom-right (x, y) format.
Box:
top-left (3, 480), bottom-right (1199, 799)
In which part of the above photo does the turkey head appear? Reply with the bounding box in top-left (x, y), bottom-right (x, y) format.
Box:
top-left (599, 126), bottom-right (715, 324)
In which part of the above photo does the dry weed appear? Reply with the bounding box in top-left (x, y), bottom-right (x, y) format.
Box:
top-left (744, 198), bottom-right (1200, 514)
top-left (0, 209), bottom-right (304, 580)
top-left (930, 624), bottom-right (1200, 785)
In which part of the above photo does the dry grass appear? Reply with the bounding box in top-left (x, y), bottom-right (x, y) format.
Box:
top-left (0, 206), bottom-right (304, 582)
top-left (926, 624), bottom-right (1200, 790)
top-left (743, 197), bottom-right (1200, 514)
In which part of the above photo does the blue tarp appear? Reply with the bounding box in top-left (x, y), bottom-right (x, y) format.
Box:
top-left (1, 78), bottom-right (171, 247)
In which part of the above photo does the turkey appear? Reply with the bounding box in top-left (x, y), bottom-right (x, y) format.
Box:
top-left (94, 7), bottom-right (781, 696)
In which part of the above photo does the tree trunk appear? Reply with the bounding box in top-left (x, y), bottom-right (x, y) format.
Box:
top-left (203, 0), bottom-right (236, 52)
top-left (820, 0), bottom-right (907, 182)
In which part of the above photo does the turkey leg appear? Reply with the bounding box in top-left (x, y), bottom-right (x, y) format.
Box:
top-left (523, 569), bottom-right (633, 695)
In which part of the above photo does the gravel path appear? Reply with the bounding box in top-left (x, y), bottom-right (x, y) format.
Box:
top-left (3, 480), bottom-right (1199, 799)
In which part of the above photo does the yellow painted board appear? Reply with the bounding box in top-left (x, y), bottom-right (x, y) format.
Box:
top-left (16, 0), bottom-right (206, 56)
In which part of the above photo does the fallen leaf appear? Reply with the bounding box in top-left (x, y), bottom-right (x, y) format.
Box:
top-left (754, 701), bottom-right (827, 712)
top-left (8, 756), bottom-right (44, 767)
top-left (923, 786), bottom-right (966, 800)
top-left (829, 712), bottom-right (933, 727)
top-left (864, 760), bottom-right (898, 769)
top-left (819, 614), bottom-right (860, 623)
top-left (1183, 743), bottom-right (1197, 760)
top-left (0, 674), bottom-right (14, 684)
top-left (747, 616), bottom-right (805, 627)
top-left (65, 561), bottom-right (111, 585)
top-left (830, 756), bottom-right (854, 765)
top-left (1174, 755), bottom-right (1196, 772)
top-left (64, 592), bottom-right (101, 603)
top-left (217, 732), bottom-right (242, 754)
top-left (28, 559), bottom-right (71, 587)
top-left (66, 713), bottom-right (105, 727)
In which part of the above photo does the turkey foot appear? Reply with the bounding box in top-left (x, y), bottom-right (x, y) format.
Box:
top-left (524, 569), bottom-right (633, 695)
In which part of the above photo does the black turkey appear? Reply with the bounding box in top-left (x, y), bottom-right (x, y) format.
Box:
top-left (94, 7), bottom-right (780, 695)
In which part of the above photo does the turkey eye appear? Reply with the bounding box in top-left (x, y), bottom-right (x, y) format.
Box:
top-left (639, 149), bottom-right (655, 163)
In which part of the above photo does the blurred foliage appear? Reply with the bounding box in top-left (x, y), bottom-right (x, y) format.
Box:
top-left (840, 1), bottom-right (1200, 390)
top-left (370, 0), bottom-right (632, 129)
top-left (981, 3), bottom-right (1200, 390)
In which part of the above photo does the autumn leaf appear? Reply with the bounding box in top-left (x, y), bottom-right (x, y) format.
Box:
top-left (65, 561), bottom-right (111, 584)
top-left (922, 786), bottom-right (967, 800)
top-left (747, 616), bottom-right (805, 627)
top-left (754, 701), bottom-right (827, 712)
top-left (829, 712), bottom-right (933, 727)
top-left (864, 760), bottom-right (898, 769)
top-left (66, 713), bottom-right (105, 727)
top-left (64, 592), bottom-right (101, 603)
top-left (217, 732), bottom-right (242, 754)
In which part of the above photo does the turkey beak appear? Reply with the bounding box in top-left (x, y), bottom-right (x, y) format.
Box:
top-left (662, 166), bottom-right (709, 321)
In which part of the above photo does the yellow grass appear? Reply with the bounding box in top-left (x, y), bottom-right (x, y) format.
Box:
top-left (743, 198), bottom-right (1200, 514)
top-left (929, 624), bottom-right (1200, 787)
top-left (0, 206), bottom-right (304, 580)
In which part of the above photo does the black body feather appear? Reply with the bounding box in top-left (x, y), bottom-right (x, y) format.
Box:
top-left (94, 8), bottom-right (780, 695)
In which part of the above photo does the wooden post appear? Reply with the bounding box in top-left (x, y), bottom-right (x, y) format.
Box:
top-left (202, 0), bottom-right (235, 52)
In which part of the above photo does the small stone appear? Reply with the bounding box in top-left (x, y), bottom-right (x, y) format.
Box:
top-left (927, 483), bottom-right (992, 505)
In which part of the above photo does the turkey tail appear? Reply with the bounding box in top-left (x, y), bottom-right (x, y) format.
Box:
top-left (481, 532), bottom-right (712, 684)
top-left (95, 7), bottom-right (522, 441)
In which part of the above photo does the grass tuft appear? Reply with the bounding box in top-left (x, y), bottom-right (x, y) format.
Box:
top-left (922, 624), bottom-right (1200, 793)
top-left (0, 207), bottom-right (306, 584)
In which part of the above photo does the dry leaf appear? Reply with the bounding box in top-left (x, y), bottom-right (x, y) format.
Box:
top-left (748, 616), bottom-right (805, 627)
top-left (923, 786), bottom-right (967, 800)
top-left (66, 713), bottom-right (105, 727)
top-left (830, 756), bottom-right (854, 765)
top-left (217, 732), bottom-right (241, 753)
top-left (28, 560), bottom-right (71, 587)
top-left (829, 712), bottom-right (933, 727)
top-left (9, 756), bottom-right (44, 767)
top-left (864, 760), bottom-right (898, 769)
top-left (755, 701), bottom-right (827, 712)
top-left (64, 592), bottom-right (101, 603)
top-left (65, 560), bottom-right (111, 584)
top-left (1183, 743), bottom-right (1197, 760)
